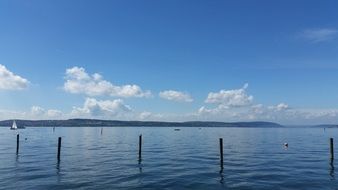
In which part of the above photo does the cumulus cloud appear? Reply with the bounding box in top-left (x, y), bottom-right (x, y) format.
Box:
top-left (70, 98), bottom-right (168, 120)
top-left (30, 106), bottom-right (64, 119)
top-left (198, 86), bottom-right (297, 123)
top-left (205, 83), bottom-right (253, 107)
top-left (71, 98), bottom-right (132, 119)
top-left (301, 28), bottom-right (337, 43)
top-left (196, 84), bottom-right (255, 121)
top-left (0, 64), bottom-right (29, 90)
top-left (64, 67), bottom-right (151, 98)
top-left (159, 90), bottom-right (193, 102)
top-left (31, 106), bottom-right (45, 116)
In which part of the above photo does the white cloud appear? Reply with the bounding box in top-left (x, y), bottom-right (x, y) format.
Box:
top-left (71, 98), bottom-right (132, 119)
top-left (196, 100), bottom-right (303, 123)
top-left (197, 104), bottom-right (231, 116)
top-left (268, 103), bottom-right (289, 111)
top-left (0, 106), bottom-right (64, 120)
top-left (159, 90), bottom-right (193, 102)
top-left (194, 100), bottom-right (338, 125)
top-left (0, 64), bottom-right (29, 90)
top-left (196, 105), bottom-right (248, 121)
top-left (47, 109), bottom-right (63, 118)
top-left (0, 109), bottom-right (27, 120)
top-left (1, 102), bottom-right (338, 125)
top-left (301, 28), bottom-right (337, 43)
top-left (71, 98), bottom-right (167, 121)
top-left (139, 111), bottom-right (152, 120)
top-left (205, 83), bottom-right (253, 107)
top-left (31, 106), bottom-right (45, 116)
top-left (64, 67), bottom-right (151, 98)
top-left (30, 106), bottom-right (64, 119)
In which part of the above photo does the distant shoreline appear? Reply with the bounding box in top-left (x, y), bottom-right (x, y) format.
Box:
top-left (1, 119), bottom-right (337, 128)
top-left (0, 119), bottom-right (284, 128)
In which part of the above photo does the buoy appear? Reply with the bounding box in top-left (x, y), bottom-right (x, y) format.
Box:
top-left (284, 143), bottom-right (288, 147)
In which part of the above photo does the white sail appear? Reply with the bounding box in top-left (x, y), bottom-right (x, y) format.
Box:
top-left (10, 120), bottom-right (17, 130)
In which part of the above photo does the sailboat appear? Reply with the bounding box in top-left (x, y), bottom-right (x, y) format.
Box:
top-left (10, 120), bottom-right (18, 130)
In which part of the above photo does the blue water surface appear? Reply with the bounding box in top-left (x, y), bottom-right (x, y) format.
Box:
top-left (0, 127), bottom-right (337, 190)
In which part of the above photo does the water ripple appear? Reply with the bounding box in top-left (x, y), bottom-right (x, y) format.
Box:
top-left (0, 127), bottom-right (337, 189)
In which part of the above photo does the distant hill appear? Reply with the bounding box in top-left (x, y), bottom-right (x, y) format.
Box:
top-left (0, 119), bottom-right (283, 128)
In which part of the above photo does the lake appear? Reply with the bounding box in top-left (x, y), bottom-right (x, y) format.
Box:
top-left (0, 127), bottom-right (337, 189)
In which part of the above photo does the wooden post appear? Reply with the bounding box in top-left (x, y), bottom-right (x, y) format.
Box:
top-left (139, 135), bottom-right (142, 160)
top-left (219, 138), bottom-right (223, 169)
top-left (16, 134), bottom-right (19, 154)
top-left (101, 127), bottom-right (103, 135)
top-left (330, 138), bottom-right (334, 160)
top-left (57, 137), bottom-right (62, 161)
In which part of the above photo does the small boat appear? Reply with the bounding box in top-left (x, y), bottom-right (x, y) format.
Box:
top-left (10, 120), bottom-right (18, 130)
top-left (174, 128), bottom-right (180, 131)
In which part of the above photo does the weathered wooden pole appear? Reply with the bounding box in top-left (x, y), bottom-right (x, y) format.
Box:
top-left (139, 135), bottom-right (142, 160)
top-left (16, 134), bottom-right (19, 154)
top-left (219, 138), bottom-right (223, 169)
top-left (330, 138), bottom-right (334, 160)
top-left (101, 127), bottom-right (103, 135)
top-left (57, 137), bottom-right (62, 161)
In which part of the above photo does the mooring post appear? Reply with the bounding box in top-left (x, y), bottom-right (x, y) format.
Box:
top-left (219, 138), bottom-right (223, 169)
top-left (139, 135), bottom-right (142, 160)
top-left (330, 138), bottom-right (334, 160)
top-left (16, 134), bottom-right (19, 154)
top-left (57, 137), bottom-right (62, 161)
top-left (101, 127), bottom-right (103, 135)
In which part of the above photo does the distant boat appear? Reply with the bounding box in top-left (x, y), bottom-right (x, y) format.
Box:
top-left (10, 120), bottom-right (17, 130)
top-left (174, 128), bottom-right (180, 131)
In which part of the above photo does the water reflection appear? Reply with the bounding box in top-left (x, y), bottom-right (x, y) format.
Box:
top-left (15, 154), bottom-right (19, 162)
top-left (56, 160), bottom-right (61, 183)
top-left (219, 169), bottom-right (224, 184)
top-left (56, 160), bottom-right (60, 173)
top-left (329, 159), bottom-right (335, 180)
top-left (14, 154), bottom-right (20, 169)
top-left (138, 159), bottom-right (143, 173)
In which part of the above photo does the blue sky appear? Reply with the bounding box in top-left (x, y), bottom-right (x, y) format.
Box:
top-left (0, 0), bottom-right (338, 124)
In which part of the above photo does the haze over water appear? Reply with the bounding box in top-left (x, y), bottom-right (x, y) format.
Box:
top-left (0, 126), bottom-right (337, 190)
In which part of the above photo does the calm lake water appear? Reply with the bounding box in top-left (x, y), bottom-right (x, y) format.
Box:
top-left (0, 127), bottom-right (337, 190)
